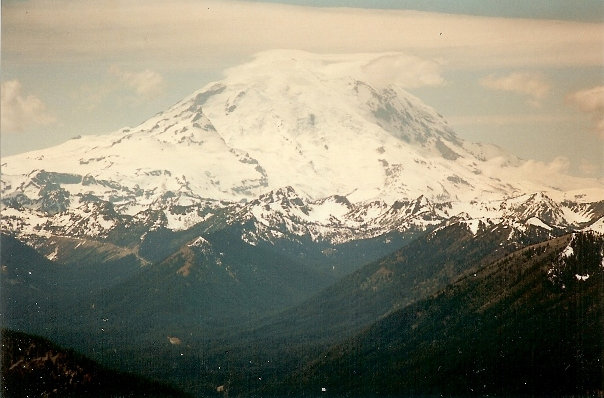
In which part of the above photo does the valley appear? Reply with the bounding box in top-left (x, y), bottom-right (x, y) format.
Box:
top-left (2, 50), bottom-right (603, 397)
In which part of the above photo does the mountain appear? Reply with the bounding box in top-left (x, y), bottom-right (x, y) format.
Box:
top-left (1, 50), bottom-right (603, 396)
top-left (7, 214), bottom-right (599, 397)
top-left (276, 231), bottom-right (604, 397)
top-left (241, 214), bottom-right (566, 346)
top-left (1, 329), bottom-right (190, 398)
top-left (2, 50), bottom-right (601, 250)
top-left (0, 234), bottom-right (66, 328)
top-left (165, 219), bottom-right (593, 396)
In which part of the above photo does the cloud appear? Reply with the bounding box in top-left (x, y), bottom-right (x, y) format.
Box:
top-left (225, 50), bottom-right (444, 90)
top-left (71, 67), bottom-right (164, 110)
top-left (480, 72), bottom-right (551, 106)
top-left (580, 159), bottom-right (600, 176)
top-left (360, 54), bottom-right (444, 88)
top-left (109, 66), bottom-right (164, 97)
top-left (513, 156), bottom-right (585, 189)
top-left (2, 0), bottom-right (602, 70)
top-left (72, 82), bottom-right (117, 112)
top-left (519, 156), bottom-right (571, 176)
top-left (513, 156), bottom-right (604, 189)
top-left (566, 85), bottom-right (604, 136)
top-left (481, 153), bottom-right (602, 190)
top-left (448, 113), bottom-right (571, 127)
top-left (1, 80), bottom-right (56, 133)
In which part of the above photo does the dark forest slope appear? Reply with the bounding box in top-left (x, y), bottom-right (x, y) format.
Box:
top-left (1, 329), bottom-right (190, 398)
top-left (283, 232), bottom-right (604, 397)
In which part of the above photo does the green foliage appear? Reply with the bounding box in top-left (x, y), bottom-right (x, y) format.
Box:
top-left (1, 329), bottom-right (190, 398)
top-left (289, 233), bottom-right (604, 397)
top-left (5, 219), bottom-right (602, 397)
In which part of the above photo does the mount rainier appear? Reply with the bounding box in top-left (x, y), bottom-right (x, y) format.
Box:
top-left (3, 50), bottom-right (604, 398)
top-left (2, 50), bottom-right (603, 250)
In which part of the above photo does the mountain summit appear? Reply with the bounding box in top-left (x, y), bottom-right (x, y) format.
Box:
top-left (2, 50), bottom-right (602, 241)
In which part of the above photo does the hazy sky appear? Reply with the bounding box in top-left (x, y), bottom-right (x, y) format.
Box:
top-left (2, 0), bottom-right (603, 177)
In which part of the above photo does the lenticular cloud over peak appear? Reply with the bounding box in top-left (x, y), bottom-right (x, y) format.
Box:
top-left (224, 50), bottom-right (445, 90)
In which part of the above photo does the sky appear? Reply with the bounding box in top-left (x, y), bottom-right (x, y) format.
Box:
top-left (2, 0), bottom-right (603, 178)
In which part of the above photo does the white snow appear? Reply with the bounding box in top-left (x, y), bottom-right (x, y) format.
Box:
top-left (560, 206), bottom-right (592, 225)
top-left (1, 50), bottom-right (603, 243)
top-left (188, 236), bottom-right (210, 248)
top-left (46, 247), bottom-right (59, 261)
top-left (464, 219), bottom-right (481, 236)
top-left (584, 217), bottom-right (604, 234)
top-left (561, 242), bottom-right (574, 258)
top-left (525, 217), bottom-right (552, 231)
top-left (6, 50), bottom-right (594, 211)
top-left (307, 200), bottom-right (350, 223)
top-left (241, 231), bottom-right (258, 246)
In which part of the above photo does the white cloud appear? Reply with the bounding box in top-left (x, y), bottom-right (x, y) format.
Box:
top-left (3, 0), bottom-right (602, 70)
top-left (567, 85), bottom-right (604, 136)
top-left (448, 113), bottom-right (571, 127)
top-left (513, 156), bottom-right (584, 189)
top-left (513, 156), bottom-right (604, 190)
top-left (360, 54), bottom-right (444, 88)
top-left (109, 66), bottom-right (164, 97)
top-left (71, 67), bottom-right (164, 111)
top-left (580, 159), bottom-right (600, 176)
top-left (225, 50), bottom-right (444, 90)
top-left (518, 156), bottom-right (571, 176)
top-left (1, 80), bottom-right (56, 133)
top-left (480, 72), bottom-right (551, 107)
top-left (479, 154), bottom-right (602, 191)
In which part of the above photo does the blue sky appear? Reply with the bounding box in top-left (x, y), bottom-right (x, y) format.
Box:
top-left (2, 0), bottom-right (603, 177)
top-left (246, 0), bottom-right (604, 21)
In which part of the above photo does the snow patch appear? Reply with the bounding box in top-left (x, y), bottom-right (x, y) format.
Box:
top-left (464, 219), bottom-right (481, 236)
top-left (561, 237), bottom-right (575, 258)
top-left (242, 231), bottom-right (258, 246)
top-left (307, 199), bottom-right (350, 223)
top-left (584, 216), bottom-right (604, 234)
top-left (525, 217), bottom-right (552, 231)
top-left (188, 236), bottom-right (210, 248)
top-left (46, 247), bottom-right (59, 261)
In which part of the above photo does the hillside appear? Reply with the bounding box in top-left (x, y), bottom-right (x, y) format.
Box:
top-left (1, 329), bottom-right (189, 398)
top-left (283, 232), bottom-right (604, 397)
top-left (1, 50), bottom-right (603, 397)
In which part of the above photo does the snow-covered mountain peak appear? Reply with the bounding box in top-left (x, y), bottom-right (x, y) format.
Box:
top-left (186, 50), bottom-right (458, 151)
top-left (136, 51), bottom-right (523, 203)
top-left (2, 50), bottom-right (603, 245)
